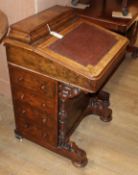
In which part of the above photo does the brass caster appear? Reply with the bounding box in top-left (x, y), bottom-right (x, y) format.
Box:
top-left (72, 158), bottom-right (88, 168)
top-left (100, 114), bottom-right (112, 122)
top-left (15, 132), bottom-right (23, 142)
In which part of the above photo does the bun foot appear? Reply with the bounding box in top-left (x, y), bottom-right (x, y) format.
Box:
top-left (100, 112), bottom-right (112, 122)
top-left (100, 107), bottom-right (112, 122)
top-left (58, 141), bottom-right (88, 167)
top-left (72, 157), bottom-right (88, 167)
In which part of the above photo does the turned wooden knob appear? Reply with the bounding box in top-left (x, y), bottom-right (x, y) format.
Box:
top-left (43, 133), bottom-right (48, 138)
top-left (40, 84), bottom-right (46, 90)
top-left (42, 118), bottom-right (47, 124)
top-left (21, 109), bottom-right (26, 114)
top-left (42, 103), bottom-right (46, 108)
top-left (20, 94), bottom-right (25, 100)
top-left (18, 77), bottom-right (24, 82)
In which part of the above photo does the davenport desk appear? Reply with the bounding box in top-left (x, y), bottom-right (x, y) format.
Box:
top-left (5, 6), bottom-right (128, 167)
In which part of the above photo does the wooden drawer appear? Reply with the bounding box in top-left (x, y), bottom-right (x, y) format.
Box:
top-left (14, 102), bottom-right (56, 126)
top-left (14, 102), bottom-right (57, 146)
top-left (16, 117), bottom-right (57, 146)
top-left (12, 86), bottom-right (56, 113)
top-left (9, 64), bottom-right (57, 99)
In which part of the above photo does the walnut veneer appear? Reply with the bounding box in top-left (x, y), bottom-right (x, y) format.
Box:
top-left (5, 5), bottom-right (128, 167)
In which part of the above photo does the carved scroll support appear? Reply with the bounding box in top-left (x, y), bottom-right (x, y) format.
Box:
top-left (58, 83), bottom-right (88, 167)
top-left (86, 91), bottom-right (112, 122)
top-left (58, 83), bottom-right (112, 167)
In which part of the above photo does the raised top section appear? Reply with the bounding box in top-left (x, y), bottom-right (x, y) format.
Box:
top-left (9, 6), bottom-right (74, 44)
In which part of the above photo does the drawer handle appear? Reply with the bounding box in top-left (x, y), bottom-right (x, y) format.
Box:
top-left (20, 94), bottom-right (25, 100)
top-left (21, 109), bottom-right (26, 114)
top-left (24, 123), bottom-right (29, 128)
top-left (40, 84), bottom-right (46, 90)
top-left (18, 77), bottom-right (24, 81)
top-left (43, 133), bottom-right (48, 138)
top-left (42, 118), bottom-right (47, 124)
top-left (42, 103), bottom-right (46, 108)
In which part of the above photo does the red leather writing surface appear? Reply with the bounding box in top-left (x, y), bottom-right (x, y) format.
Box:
top-left (48, 23), bottom-right (117, 66)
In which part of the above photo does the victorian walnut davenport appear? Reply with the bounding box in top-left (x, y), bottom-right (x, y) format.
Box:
top-left (5, 6), bottom-right (128, 167)
top-left (76, 0), bottom-right (138, 57)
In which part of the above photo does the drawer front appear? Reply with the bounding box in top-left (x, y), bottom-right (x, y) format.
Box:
top-left (16, 117), bottom-right (57, 146)
top-left (9, 64), bottom-right (57, 99)
top-left (12, 86), bottom-right (56, 113)
top-left (9, 64), bottom-right (58, 146)
top-left (14, 102), bottom-right (57, 146)
top-left (14, 102), bottom-right (55, 126)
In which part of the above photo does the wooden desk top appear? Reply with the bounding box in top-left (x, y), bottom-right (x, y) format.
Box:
top-left (78, 0), bottom-right (138, 32)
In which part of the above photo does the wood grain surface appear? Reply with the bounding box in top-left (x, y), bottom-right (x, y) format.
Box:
top-left (0, 53), bottom-right (137, 174)
top-left (3, 5), bottom-right (133, 168)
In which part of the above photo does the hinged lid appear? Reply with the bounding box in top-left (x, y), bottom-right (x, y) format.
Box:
top-left (36, 19), bottom-right (128, 78)
top-left (9, 6), bottom-right (75, 44)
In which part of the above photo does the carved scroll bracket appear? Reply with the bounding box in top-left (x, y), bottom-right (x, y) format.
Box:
top-left (59, 83), bottom-right (81, 100)
top-left (58, 83), bottom-right (82, 146)
top-left (86, 91), bottom-right (112, 122)
top-left (58, 83), bottom-right (88, 167)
